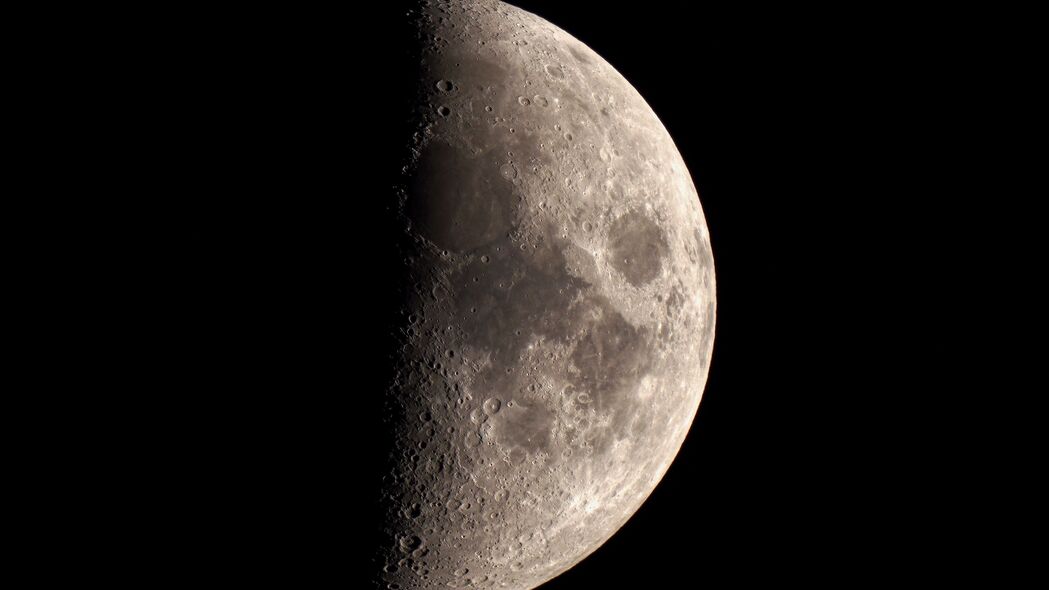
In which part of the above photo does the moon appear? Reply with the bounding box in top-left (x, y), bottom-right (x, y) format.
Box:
top-left (375, 1), bottom-right (716, 588)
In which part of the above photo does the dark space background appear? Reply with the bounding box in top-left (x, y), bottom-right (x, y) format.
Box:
top-left (106, 0), bottom-right (999, 587)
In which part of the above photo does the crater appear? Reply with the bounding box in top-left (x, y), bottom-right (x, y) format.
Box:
top-left (570, 303), bottom-right (650, 413)
top-left (493, 400), bottom-right (554, 453)
top-left (607, 210), bottom-right (669, 286)
top-left (569, 46), bottom-right (592, 65)
top-left (406, 141), bottom-right (515, 252)
top-left (694, 226), bottom-right (713, 269)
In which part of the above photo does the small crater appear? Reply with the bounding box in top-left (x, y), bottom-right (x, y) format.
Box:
top-left (483, 398), bottom-right (502, 414)
top-left (398, 535), bottom-right (424, 553)
top-left (436, 105), bottom-right (451, 117)
top-left (545, 64), bottom-right (565, 79)
top-left (533, 95), bottom-right (549, 107)
top-left (435, 79), bottom-right (454, 92)
top-left (518, 96), bottom-right (531, 106)
top-left (499, 162), bottom-right (518, 180)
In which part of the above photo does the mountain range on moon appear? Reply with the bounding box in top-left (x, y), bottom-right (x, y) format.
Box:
top-left (370, 1), bottom-right (716, 588)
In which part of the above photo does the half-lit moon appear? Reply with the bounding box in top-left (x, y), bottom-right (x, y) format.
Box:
top-left (376, 1), bottom-right (716, 588)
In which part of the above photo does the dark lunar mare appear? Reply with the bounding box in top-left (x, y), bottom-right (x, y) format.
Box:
top-left (142, 3), bottom-right (421, 586)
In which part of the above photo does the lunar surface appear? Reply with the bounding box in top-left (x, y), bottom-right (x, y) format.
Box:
top-left (374, 1), bottom-right (716, 588)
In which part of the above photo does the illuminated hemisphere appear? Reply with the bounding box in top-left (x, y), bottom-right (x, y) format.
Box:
top-left (376, 1), bottom-right (716, 588)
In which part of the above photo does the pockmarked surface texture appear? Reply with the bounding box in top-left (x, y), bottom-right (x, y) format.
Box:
top-left (376, 1), bottom-right (716, 588)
